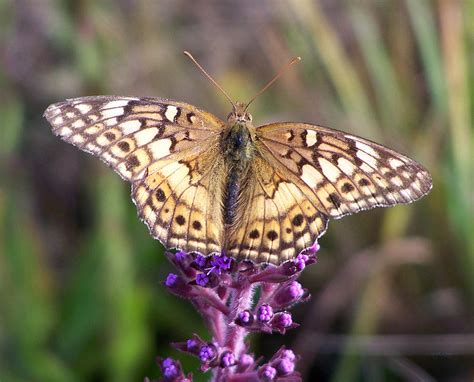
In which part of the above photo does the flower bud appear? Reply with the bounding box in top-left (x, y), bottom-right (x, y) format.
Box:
top-left (257, 304), bottom-right (274, 323)
top-left (275, 358), bottom-right (295, 375)
top-left (220, 351), bottom-right (236, 367)
top-left (199, 344), bottom-right (217, 363)
top-left (273, 281), bottom-right (305, 308)
top-left (156, 357), bottom-right (186, 381)
top-left (258, 364), bottom-right (277, 381)
top-left (194, 254), bottom-right (209, 269)
top-left (165, 273), bottom-right (178, 287)
top-left (280, 349), bottom-right (296, 362)
top-left (270, 312), bottom-right (294, 333)
top-left (236, 309), bottom-right (254, 326)
top-left (163, 273), bottom-right (193, 298)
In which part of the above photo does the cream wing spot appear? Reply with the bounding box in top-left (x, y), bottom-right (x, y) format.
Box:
top-left (84, 126), bottom-right (101, 135)
top-left (102, 151), bottom-right (118, 166)
top-left (143, 205), bottom-right (157, 226)
top-left (356, 150), bottom-right (378, 168)
top-left (355, 141), bottom-right (380, 158)
top-left (104, 117), bottom-right (118, 126)
top-left (72, 119), bottom-right (85, 128)
top-left (337, 157), bottom-right (356, 175)
top-left (391, 176), bottom-right (404, 187)
top-left (75, 103), bottom-right (92, 114)
top-left (101, 107), bottom-right (124, 119)
top-left (305, 130), bottom-right (318, 147)
top-left (135, 127), bottom-right (159, 146)
top-left (53, 116), bottom-right (64, 125)
top-left (59, 127), bottom-right (72, 136)
top-left (148, 139), bottom-right (172, 160)
top-left (318, 157), bottom-right (340, 183)
top-left (71, 134), bottom-right (85, 144)
top-left (389, 158), bottom-right (405, 169)
top-left (360, 163), bottom-right (375, 173)
top-left (165, 105), bottom-right (178, 122)
top-left (104, 100), bottom-right (132, 108)
top-left (301, 164), bottom-right (324, 187)
top-left (120, 120), bottom-right (141, 134)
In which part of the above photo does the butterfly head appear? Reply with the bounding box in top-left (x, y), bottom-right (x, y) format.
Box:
top-left (222, 103), bottom-right (256, 162)
top-left (228, 102), bottom-right (253, 125)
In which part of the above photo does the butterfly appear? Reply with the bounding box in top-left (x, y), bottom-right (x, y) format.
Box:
top-left (44, 52), bottom-right (432, 265)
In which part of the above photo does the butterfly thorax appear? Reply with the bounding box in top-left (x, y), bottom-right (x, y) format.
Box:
top-left (222, 103), bottom-right (256, 225)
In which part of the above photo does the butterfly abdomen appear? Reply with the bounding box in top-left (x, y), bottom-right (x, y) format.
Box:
top-left (223, 169), bottom-right (240, 225)
top-left (221, 122), bottom-right (255, 226)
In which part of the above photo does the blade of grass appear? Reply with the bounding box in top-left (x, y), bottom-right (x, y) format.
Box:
top-left (438, 0), bottom-right (474, 298)
top-left (405, 0), bottom-right (447, 114)
top-left (348, 4), bottom-right (406, 132)
top-left (286, 0), bottom-right (378, 138)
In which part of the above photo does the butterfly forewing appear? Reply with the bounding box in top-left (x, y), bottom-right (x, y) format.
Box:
top-left (45, 96), bottom-right (226, 255)
top-left (257, 123), bottom-right (432, 220)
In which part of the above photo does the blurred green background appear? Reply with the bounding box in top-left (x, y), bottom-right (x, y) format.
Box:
top-left (0, 1), bottom-right (473, 381)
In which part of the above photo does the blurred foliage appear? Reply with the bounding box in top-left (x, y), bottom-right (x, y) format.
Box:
top-left (0, 1), bottom-right (472, 381)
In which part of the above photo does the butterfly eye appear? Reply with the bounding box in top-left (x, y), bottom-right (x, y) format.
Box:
top-left (246, 113), bottom-right (252, 122)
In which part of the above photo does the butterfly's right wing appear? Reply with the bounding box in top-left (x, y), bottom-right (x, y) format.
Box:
top-left (45, 96), bottom-right (226, 254)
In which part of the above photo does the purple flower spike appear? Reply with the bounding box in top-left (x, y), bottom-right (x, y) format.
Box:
top-left (199, 344), bottom-right (216, 362)
top-left (257, 304), bottom-right (274, 323)
top-left (196, 273), bottom-right (209, 287)
top-left (259, 364), bottom-right (277, 381)
top-left (165, 273), bottom-right (178, 287)
top-left (276, 358), bottom-right (295, 375)
top-left (220, 351), bottom-right (236, 367)
top-left (155, 244), bottom-right (317, 380)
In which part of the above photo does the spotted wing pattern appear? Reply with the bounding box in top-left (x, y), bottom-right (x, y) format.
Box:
top-left (227, 155), bottom-right (328, 264)
top-left (45, 97), bottom-right (433, 265)
top-left (256, 122), bottom-right (432, 221)
top-left (45, 96), bottom-right (226, 254)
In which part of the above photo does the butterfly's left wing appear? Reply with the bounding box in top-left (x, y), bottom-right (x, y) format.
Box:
top-left (257, 122), bottom-right (432, 219)
top-left (44, 96), bottom-right (227, 255)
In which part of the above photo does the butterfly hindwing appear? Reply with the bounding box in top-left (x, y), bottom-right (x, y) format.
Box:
top-left (227, 155), bottom-right (328, 264)
top-left (256, 122), bottom-right (432, 219)
top-left (132, 148), bottom-right (225, 255)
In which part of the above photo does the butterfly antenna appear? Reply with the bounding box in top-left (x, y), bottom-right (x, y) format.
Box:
top-left (245, 56), bottom-right (301, 111)
top-left (184, 51), bottom-right (236, 108)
